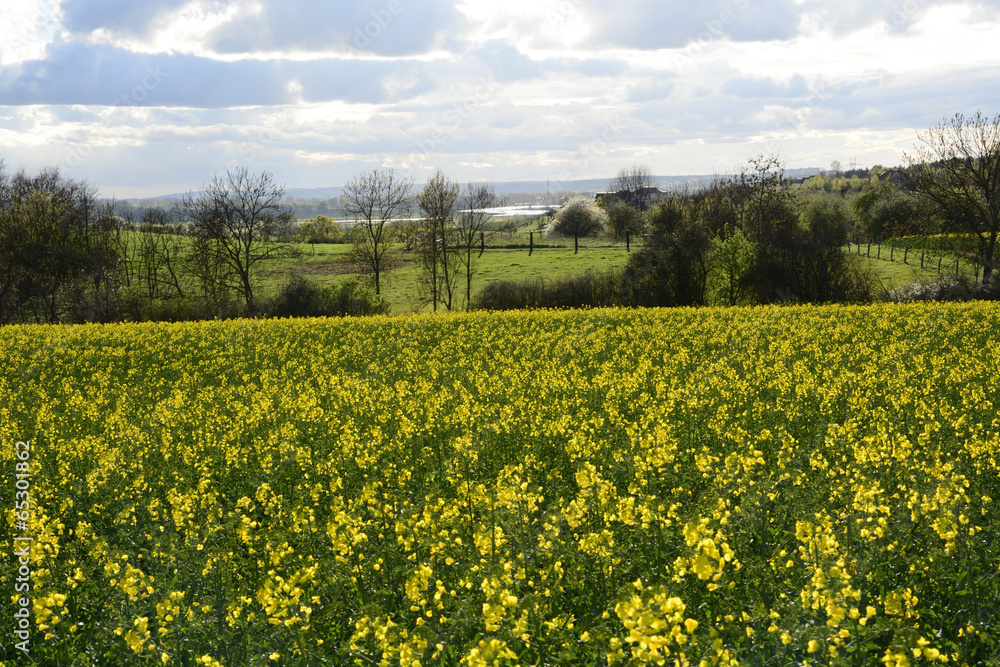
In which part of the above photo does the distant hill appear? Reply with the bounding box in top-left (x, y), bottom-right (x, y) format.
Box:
top-left (285, 187), bottom-right (344, 200)
top-left (133, 169), bottom-right (826, 204)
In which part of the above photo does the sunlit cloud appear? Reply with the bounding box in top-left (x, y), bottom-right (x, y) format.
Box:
top-left (0, 0), bottom-right (998, 196)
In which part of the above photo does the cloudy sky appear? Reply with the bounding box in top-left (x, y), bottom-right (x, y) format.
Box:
top-left (1, 0), bottom-right (999, 197)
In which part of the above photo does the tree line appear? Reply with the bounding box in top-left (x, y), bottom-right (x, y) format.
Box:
top-left (852, 112), bottom-right (1000, 289)
top-left (479, 156), bottom-right (874, 310)
top-left (2, 111), bottom-right (997, 324)
top-left (337, 168), bottom-right (504, 312)
top-left (480, 111), bottom-right (1000, 310)
top-left (0, 160), bottom-right (503, 323)
top-left (0, 164), bottom-right (385, 324)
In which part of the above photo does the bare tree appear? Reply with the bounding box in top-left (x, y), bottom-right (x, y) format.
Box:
top-left (455, 183), bottom-right (498, 309)
top-left (417, 170), bottom-right (459, 312)
top-left (905, 111), bottom-right (1000, 286)
top-left (340, 168), bottom-right (413, 297)
top-left (609, 164), bottom-right (657, 212)
top-left (100, 203), bottom-right (139, 291)
top-left (0, 159), bottom-right (13, 320)
top-left (187, 228), bottom-right (237, 308)
top-left (181, 167), bottom-right (294, 306)
top-left (135, 208), bottom-right (187, 301)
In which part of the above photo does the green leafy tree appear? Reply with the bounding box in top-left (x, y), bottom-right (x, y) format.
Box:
top-left (296, 215), bottom-right (342, 244)
top-left (795, 194), bottom-right (865, 302)
top-left (697, 156), bottom-right (799, 302)
top-left (852, 177), bottom-right (928, 242)
top-left (600, 197), bottom-right (644, 240)
top-left (0, 164), bottom-right (118, 323)
top-left (622, 196), bottom-right (712, 307)
top-left (708, 228), bottom-right (754, 306)
top-left (800, 194), bottom-right (853, 244)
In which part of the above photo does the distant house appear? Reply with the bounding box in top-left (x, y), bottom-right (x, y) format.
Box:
top-left (595, 186), bottom-right (668, 209)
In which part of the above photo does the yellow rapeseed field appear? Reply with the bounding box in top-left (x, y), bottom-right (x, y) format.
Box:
top-left (1, 303), bottom-right (998, 666)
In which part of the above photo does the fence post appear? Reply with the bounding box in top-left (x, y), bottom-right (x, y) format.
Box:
top-left (921, 250), bottom-right (925, 269)
top-left (904, 247), bottom-right (908, 264)
top-left (626, 232), bottom-right (630, 253)
top-left (956, 259), bottom-right (960, 278)
top-left (891, 245), bottom-right (894, 261)
top-left (479, 231), bottom-right (485, 258)
top-left (938, 256), bottom-right (942, 274)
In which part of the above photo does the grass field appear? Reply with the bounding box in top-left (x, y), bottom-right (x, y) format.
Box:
top-left (121, 225), bottom-right (984, 316)
top-left (846, 241), bottom-right (983, 293)
top-left (116, 227), bottom-right (632, 314)
top-left (3, 303), bottom-right (999, 665)
top-left (278, 237), bottom-right (633, 313)
top-left (276, 237), bottom-right (983, 313)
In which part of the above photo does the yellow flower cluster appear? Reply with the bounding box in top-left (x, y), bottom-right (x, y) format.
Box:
top-left (674, 517), bottom-right (738, 588)
top-left (1, 302), bottom-right (998, 664)
top-left (612, 581), bottom-right (698, 665)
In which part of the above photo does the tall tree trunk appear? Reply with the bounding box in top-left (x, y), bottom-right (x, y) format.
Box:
top-left (432, 233), bottom-right (438, 312)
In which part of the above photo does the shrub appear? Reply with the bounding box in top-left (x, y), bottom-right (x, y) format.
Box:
top-left (473, 271), bottom-right (623, 311)
top-left (886, 275), bottom-right (1000, 302)
top-left (472, 279), bottom-right (547, 311)
top-left (323, 280), bottom-right (390, 317)
top-left (267, 276), bottom-right (388, 318)
top-left (141, 297), bottom-right (246, 322)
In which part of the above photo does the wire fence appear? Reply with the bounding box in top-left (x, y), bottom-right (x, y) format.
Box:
top-left (847, 241), bottom-right (983, 282)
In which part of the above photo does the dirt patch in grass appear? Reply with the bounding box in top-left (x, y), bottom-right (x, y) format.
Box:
top-left (289, 256), bottom-right (416, 277)
top-left (289, 259), bottom-right (355, 276)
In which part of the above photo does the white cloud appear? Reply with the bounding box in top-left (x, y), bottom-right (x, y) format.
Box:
top-left (0, 0), bottom-right (62, 65)
top-left (0, 0), bottom-right (999, 195)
